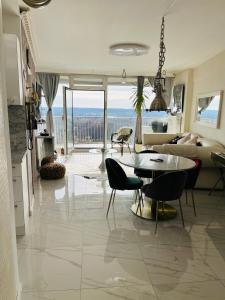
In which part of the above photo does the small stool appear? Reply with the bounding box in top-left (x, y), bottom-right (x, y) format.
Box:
top-left (40, 162), bottom-right (66, 180)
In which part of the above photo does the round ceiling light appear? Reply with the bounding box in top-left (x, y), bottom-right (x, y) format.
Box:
top-left (23, 0), bottom-right (52, 8)
top-left (110, 43), bottom-right (149, 56)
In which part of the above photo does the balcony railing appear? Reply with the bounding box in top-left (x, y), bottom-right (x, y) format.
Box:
top-left (50, 115), bottom-right (167, 148)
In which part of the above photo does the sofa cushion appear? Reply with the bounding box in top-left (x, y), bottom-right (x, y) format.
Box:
top-left (152, 144), bottom-right (198, 158)
top-left (198, 137), bottom-right (224, 149)
top-left (143, 133), bottom-right (177, 146)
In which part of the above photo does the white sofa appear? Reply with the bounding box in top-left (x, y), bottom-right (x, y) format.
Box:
top-left (142, 133), bottom-right (225, 189)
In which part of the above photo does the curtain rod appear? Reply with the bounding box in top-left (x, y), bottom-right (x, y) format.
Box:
top-left (36, 71), bottom-right (175, 78)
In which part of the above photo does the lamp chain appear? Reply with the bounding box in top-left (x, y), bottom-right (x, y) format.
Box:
top-left (158, 17), bottom-right (166, 75)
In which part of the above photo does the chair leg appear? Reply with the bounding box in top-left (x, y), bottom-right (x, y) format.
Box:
top-left (136, 190), bottom-right (142, 215)
top-left (106, 189), bottom-right (114, 217)
top-left (191, 189), bottom-right (197, 216)
top-left (121, 144), bottom-right (124, 156)
top-left (140, 190), bottom-right (144, 207)
top-left (112, 189), bottom-right (116, 205)
top-left (134, 190), bottom-right (138, 203)
top-left (185, 190), bottom-right (188, 205)
top-left (127, 143), bottom-right (131, 154)
top-left (138, 190), bottom-right (142, 215)
top-left (178, 198), bottom-right (185, 227)
top-left (136, 196), bottom-right (140, 214)
top-left (155, 200), bottom-right (159, 234)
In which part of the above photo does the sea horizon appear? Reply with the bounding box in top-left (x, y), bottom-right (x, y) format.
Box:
top-left (40, 107), bottom-right (168, 118)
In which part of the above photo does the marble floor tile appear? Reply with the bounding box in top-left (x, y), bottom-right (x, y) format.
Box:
top-left (142, 244), bottom-right (218, 285)
top-left (17, 153), bottom-right (225, 298)
top-left (83, 242), bottom-right (143, 260)
top-left (18, 248), bottom-right (82, 292)
top-left (82, 253), bottom-right (151, 288)
top-left (154, 280), bottom-right (225, 300)
top-left (81, 285), bottom-right (157, 300)
top-left (82, 219), bottom-right (139, 246)
top-left (17, 222), bottom-right (83, 250)
top-left (136, 222), bottom-right (225, 249)
top-left (21, 290), bottom-right (81, 300)
top-left (195, 246), bottom-right (225, 279)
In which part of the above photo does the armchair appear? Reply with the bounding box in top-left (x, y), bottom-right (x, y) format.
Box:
top-left (111, 127), bottom-right (133, 155)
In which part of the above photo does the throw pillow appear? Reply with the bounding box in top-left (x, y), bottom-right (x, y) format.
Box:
top-left (184, 135), bottom-right (198, 145)
top-left (177, 133), bottom-right (191, 144)
top-left (169, 136), bottom-right (182, 144)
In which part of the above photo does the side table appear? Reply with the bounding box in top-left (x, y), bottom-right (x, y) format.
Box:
top-left (209, 152), bottom-right (225, 195)
top-left (35, 135), bottom-right (54, 169)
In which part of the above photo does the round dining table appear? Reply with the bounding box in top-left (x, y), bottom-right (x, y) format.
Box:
top-left (119, 153), bottom-right (196, 220)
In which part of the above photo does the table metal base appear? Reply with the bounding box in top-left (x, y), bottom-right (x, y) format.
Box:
top-left (131, 199), bottom-right (177, 220)
top-left (89, 148), bottom-right (117, 171)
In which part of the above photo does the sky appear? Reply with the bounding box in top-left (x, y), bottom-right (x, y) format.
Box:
top-left (198, 95), bottom-right (220, 111)
top-left (41, 84), bottom-right (155, 109)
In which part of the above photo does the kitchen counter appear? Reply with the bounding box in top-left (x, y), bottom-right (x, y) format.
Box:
top-left (11, 149), bottom-right (27, 164)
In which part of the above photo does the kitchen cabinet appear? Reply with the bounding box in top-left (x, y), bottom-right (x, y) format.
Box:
top-left (12, 153), bottom-right (30, 236)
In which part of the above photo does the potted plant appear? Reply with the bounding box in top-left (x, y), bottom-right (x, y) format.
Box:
top-left (131, 76), bottom-right (148, 149)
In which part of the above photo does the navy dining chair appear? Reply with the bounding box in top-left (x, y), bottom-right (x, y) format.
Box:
top-left (142, 171), bottom-right (187, 234)
top-left (184, 159), bottom-right (202, 216)
top-left (105, 158), bottom-right (143, 217)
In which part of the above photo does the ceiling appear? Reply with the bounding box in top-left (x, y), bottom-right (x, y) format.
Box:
top-left (17, 0), bottom-right (225, 75)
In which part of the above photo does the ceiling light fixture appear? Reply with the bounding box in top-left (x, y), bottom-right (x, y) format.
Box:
top-left (22, 0), bottom-right (52, 8)
top-left (110, 43), bottom-right (149, 56)
top-left (146, 17), bottom-right (168, 111)
top-left (121, 69), bottom-right (127, 84)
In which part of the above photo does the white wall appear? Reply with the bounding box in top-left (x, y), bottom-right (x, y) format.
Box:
top-left (2, 14), bottom-right (21, 39)
top-left (0, 1), bottom-right (20, 299)
top-left (190, 50), bottom-right (225, 145)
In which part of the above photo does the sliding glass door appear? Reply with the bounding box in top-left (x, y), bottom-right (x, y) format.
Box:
top-left (63, 87), bottom-right (106, 154)
top-left (63, 87), bottom-right (74, 154)
top-left (72, 90), bottom-right (105, 149)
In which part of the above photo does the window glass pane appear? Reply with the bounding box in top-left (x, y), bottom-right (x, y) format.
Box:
top-left (107, 83), bottom-right (169, 142)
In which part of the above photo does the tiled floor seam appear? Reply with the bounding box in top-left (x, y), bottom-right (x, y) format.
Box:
top-left (137, 237), bottom-right (160, 300)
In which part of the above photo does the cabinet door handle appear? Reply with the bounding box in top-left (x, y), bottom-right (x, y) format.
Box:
top-left (13, 179), bottom-right (16, 182)
top-left (14, 204), bottom-right (18, 208)
top-left (12, 166), bottom-right (16, 169)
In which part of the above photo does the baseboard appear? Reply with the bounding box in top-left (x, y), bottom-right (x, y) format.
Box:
top-left (16, 282), bottom-right (22, 300)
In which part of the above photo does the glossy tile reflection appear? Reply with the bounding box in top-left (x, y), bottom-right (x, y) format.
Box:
top-left (19, 153), bottom-right (225, 299)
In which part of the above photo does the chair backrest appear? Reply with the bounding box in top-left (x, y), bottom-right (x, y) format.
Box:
top-left (105, 158), bottom-right (128, 190)
top-left (142, 171), bottom-right (187, 201)
top-left (116, 128), bottom-right (133, 141)
top-left (138, 150), bottom-right (158, 154)
top-left (185, 159), bottom-right (202, 189)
